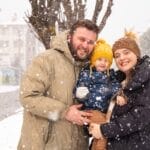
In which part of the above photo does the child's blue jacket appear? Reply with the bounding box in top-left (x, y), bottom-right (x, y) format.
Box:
top-left (74, 64), bottom-right (121, 113)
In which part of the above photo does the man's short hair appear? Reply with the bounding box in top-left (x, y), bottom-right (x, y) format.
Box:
top-left (70, 19), bottom-right (99, 36)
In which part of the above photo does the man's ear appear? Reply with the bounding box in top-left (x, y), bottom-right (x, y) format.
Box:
top-left (67, 35), bottom-right (71, 43)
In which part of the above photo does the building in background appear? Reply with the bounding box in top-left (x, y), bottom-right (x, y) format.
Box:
top-left (0, 24), bottom-right (44, 85)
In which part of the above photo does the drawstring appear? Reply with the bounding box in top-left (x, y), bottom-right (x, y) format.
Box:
top-left (89, 66), bottom-right (93, 77)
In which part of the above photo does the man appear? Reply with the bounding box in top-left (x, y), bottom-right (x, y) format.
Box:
top-left (17, 19), bottom-right (99, 150)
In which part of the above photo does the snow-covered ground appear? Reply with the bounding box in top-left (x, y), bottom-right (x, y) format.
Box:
top-left (0, 85), bottom-right (21, 121)
top-left (0, 85), bottom-right (22, 149)
top-left (0, 85), bottom-right (19, 93)
top-left (0, 110), bottom-right (22, 150)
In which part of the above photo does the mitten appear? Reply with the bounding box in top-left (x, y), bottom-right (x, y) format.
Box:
top-left (75, 86), bottom-right (89, 99)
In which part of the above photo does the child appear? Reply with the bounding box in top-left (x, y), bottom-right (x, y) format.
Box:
top-left (74, 39), bottom-right (127, 150)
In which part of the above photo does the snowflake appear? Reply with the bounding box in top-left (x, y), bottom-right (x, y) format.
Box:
top-left (96, 96), bottom-right (101, 101)
top-left (60, 81), bottom-right (64, 84)
top-left (126, 123), bottom-right (131, 127)
top-left (36, 73), bottom-right (40, 77)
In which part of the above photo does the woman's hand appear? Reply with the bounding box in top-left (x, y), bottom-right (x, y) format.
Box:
top-left (89, 123), bottom-right (104, 139)
top-left (116, 95), bottom-right (127, 106)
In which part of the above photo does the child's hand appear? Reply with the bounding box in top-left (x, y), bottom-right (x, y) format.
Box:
top-left (116, 95), bottom-right (127, 106)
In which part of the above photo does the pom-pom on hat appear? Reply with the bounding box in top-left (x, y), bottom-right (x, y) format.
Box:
top-left (90, 39), bottom-right (113, 68)
top-left (112, 29), bottom-right (141, 57)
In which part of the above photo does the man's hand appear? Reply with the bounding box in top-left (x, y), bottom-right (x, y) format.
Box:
top-left (64, 104), bottom-right (92, 125)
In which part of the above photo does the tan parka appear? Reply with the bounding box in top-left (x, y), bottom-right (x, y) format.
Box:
top-left (17, 31), bottom-right (89, 150)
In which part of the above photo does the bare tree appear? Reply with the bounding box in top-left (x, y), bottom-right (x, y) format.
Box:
top-left (26, 0), bottom-right (114, 49)
top-left (139, 28), bottom-right (150, 56)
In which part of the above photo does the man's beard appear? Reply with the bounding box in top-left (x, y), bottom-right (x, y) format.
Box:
top-left (68, 41), bottom-right (91, 62)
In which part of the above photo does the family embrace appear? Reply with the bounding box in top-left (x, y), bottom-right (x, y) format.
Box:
top-left (17, 19), bottom-right (150, 150)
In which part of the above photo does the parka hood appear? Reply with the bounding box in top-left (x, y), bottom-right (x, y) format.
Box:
top-left (50, 30), bottom-right (87, 67)
top-left (50, 30), bottom-right (69, 53)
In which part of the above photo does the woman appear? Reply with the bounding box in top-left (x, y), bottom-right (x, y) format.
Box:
top-left (89, 32), bottom-right (150, 150)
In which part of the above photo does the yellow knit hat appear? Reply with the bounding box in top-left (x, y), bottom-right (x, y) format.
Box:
top-left (90, 39), bottom-right (113, 68)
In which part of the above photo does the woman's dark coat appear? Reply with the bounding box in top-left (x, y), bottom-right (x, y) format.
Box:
top-left (101, 55), bottom-right (150, 150)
